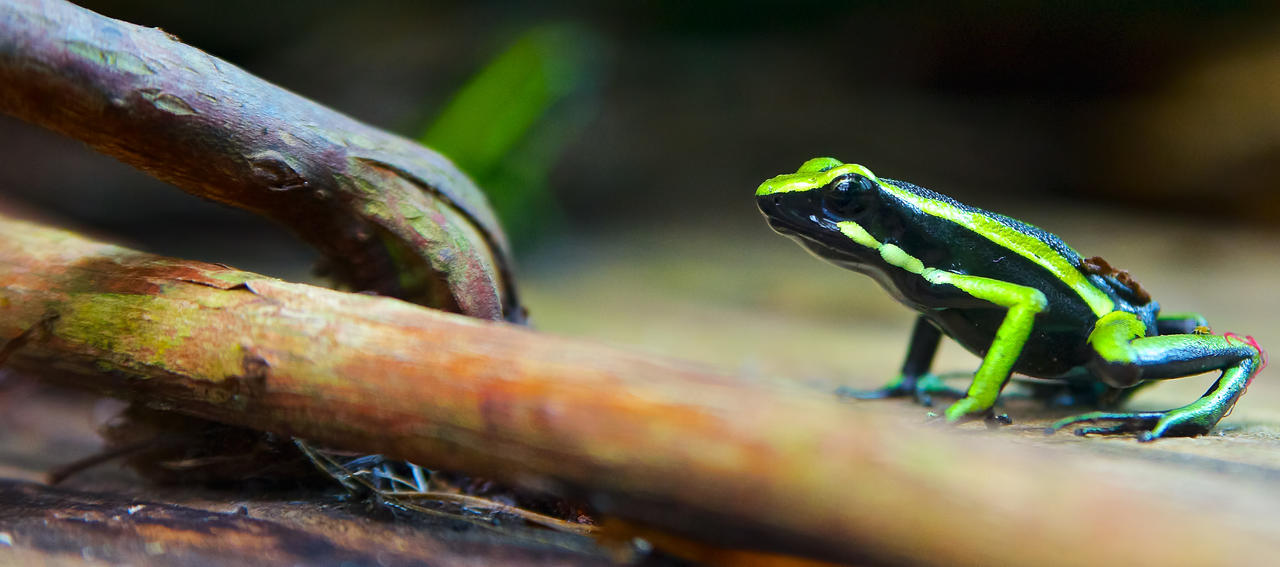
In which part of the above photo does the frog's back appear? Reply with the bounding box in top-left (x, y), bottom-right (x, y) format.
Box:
top-left (880, 178), bottom-right (1084, 274)
top-left (874, 178), bottom-right (1099, 311)
top-left (874, 178), bottom-right (1116, 376)
top-left (886, 178), bottom-right (1157, 316)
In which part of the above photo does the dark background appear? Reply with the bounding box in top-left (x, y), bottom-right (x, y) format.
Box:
top-left (3, 1), bottom-right (1278, 274)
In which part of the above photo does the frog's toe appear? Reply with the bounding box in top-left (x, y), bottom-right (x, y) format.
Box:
top-left (1142, 409), bottom-right (1219, 440)
top-left (1046, 408), bottom-right (1223, 440)
top-left (836, 379), bottom-right (923, 401)
top-left (835, 384), bottom-right (904, 400)
top-left (839, 386), bottom-right (938, 407)
top-left (985, 413), bottom-right (1013, 428)
top-left (836, 374), bottom-right (965, 408)
top-left (1075, 423), bottom-right (1145, 436)
top-left (1046, 411), bottom-right (1166, 437)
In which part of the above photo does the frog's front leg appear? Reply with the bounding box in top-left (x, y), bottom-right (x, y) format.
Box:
top-left (1048, 311), bottom-right (1264, 441)
top-left (837, 316), bottom-right (964, 406)
top-left (925, 271), bottom-right (1049, 423)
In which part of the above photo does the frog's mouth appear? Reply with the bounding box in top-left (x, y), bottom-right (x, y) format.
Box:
top-left (757, 191), bottom-right (884, 271)
top-left (757, 193), bottom-right (842, 244)
top-left (757, 192), bottom-right (811, 232)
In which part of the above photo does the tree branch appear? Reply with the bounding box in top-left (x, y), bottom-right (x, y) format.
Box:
top-left (0, 0), bottom-right (520, 321)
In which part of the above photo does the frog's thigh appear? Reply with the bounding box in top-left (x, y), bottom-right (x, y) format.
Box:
top-left (926, 271), bottom-right (1048, 421)
top-left (1088, 311), bottom-right (1258, 387)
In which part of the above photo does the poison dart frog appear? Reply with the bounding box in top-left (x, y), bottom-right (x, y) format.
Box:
top-left (756, 158), bottom-right (1265, 441)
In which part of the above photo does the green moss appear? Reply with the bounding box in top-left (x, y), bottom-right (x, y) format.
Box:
top-left (64, 41), bottom-right (154, 75)
top-left (334, 172), bottom-right (381, 198)
top-left (58, 293), bottom-right (192, 370)
top-left (139, 90), bottom-right (198, 116)
top-left (201, 270), bottom-right (260, 290)
top-left (397, 200), bottom-right (427, 222)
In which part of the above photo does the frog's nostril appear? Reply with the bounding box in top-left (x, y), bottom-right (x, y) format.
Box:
top-left (773, 196), bottom-right (781, 207)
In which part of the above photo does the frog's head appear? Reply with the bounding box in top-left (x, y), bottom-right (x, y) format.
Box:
top-left (756, 158), bottom-right (882, 253)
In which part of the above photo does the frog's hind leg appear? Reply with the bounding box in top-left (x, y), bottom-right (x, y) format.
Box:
top-left (1047, 311), bottom-right (1264, 441)
top-left (837, 316), bottom-right (966, 407)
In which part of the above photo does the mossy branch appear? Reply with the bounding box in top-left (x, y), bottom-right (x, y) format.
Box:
top-left (0, 0), bottom-right (519, 321)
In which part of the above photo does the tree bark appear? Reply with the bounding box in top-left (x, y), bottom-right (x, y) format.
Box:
top-left (0, 0), bottom-right (520, 321)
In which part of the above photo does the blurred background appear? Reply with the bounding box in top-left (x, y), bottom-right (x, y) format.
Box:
top-left (2, 1), bottom-right (1278, 396)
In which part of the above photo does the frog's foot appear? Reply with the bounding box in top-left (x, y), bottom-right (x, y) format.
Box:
top-left (836, 373), bottom-right (965, 407)
top-left (921, 410), bottom-right (1010, 427)
top-left (919, 395), bottom-right (1015, 428)
top-left (1045, 407), bottom-right (1219, 442)
top-left (1061, 315), bottom-right (1262, 441)
top-left (986, 413), bottom-right (1013, 428)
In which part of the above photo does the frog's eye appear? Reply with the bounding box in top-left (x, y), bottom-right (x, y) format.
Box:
top-left (823, 174), bottom-right (875, 216)
top-left (854, 174), bottom-right (878, 192)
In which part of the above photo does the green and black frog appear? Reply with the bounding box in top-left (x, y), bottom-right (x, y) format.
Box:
top-left (756, 157), bottom-right (1265, 441)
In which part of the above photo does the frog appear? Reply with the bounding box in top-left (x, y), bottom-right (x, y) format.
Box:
top-left (755, 157), bottom-right (1265, 441)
